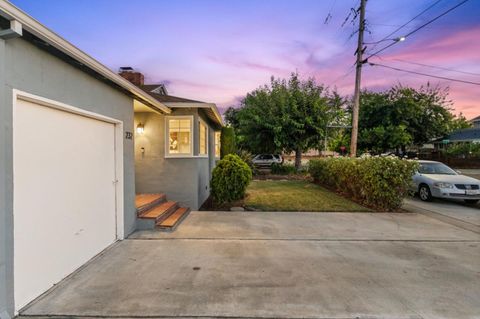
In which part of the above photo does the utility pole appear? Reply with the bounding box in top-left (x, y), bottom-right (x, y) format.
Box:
top-left (350, 0), bottom-right (366, 157)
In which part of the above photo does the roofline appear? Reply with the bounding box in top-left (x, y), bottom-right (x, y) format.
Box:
top-left (164, 102), bottom-right (224, 126)
top-left (0, 0), bottom-right (171, 114)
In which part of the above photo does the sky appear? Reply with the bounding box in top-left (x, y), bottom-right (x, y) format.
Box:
top-left (11, 0), bottom-right (480, 119)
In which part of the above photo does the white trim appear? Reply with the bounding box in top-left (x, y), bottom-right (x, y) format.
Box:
top-left (198, 118), bottom-right (209, 157)
top-left (0, 1), bottom-right (170, 114)
top-left (163, 102), bottom-right (223, 126)
top-left (165, 115), bottom-right (194, 158)
top-left (214, 131), bottom-right (221, 159)
top-left (12, 89), bottom-right (125, 240)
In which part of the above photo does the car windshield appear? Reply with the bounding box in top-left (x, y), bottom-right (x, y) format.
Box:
top-left (418, 163), bottom-right (457, 175)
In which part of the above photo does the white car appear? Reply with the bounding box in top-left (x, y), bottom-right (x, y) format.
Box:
top-left (252, 154), bottom-right (283, 167)
top-left (412, 160), bottom-right (480, 204)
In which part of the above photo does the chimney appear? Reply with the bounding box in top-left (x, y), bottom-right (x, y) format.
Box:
top-left (118, 66), bottom-right (144, 86)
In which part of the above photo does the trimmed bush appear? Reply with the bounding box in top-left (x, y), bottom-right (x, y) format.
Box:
top-left (211, 154), bottom-right (252, 204)
top-left (309, 157), bottom-right (418, 211)
top-left (271, 163), bottom-right (297, 175)
top-left (236, 150), bottom-right (254, 169)
top-left (220, 127), bottom-right (236, 159)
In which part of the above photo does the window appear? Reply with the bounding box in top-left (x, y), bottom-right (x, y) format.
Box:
top-left (199, 120), bottom-right (208, 155)
top-left (167, 117), bottom-right (192, 156)
top-left (214, 131), bottom-right (221, 158)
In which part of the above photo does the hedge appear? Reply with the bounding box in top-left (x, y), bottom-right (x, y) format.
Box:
top-left (211, 154), bottom-right (252, 204)
top-left (308, 157), bottom-right (417, 211)
top-left (271, 163), bottom-right (297, 175)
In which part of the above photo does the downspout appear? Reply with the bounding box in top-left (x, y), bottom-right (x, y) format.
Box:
top-left (0, 19), bottom-right (22, 40)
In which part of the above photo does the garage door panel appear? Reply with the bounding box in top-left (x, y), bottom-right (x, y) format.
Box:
top-left (14, 99), bottom-right (117, 311)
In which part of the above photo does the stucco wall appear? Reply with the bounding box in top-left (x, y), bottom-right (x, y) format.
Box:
top-left (134, 109), bottom-right (216, 210)
top-left (0, 36), bottom-right (10, 319)
top-left (0, 36), bottom-right (135, 318)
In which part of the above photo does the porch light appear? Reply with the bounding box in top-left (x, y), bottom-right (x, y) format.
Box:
top-left (136, 123), bottom-right (144, 134)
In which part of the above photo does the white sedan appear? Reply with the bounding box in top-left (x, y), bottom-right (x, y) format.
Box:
top-left (412, 160), bottom-right (480, 204)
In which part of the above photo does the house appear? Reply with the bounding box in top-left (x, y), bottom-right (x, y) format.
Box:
top-left (470, 115), bottom-right (480, 128)
top-left (118, 67), bottom-right (222, 213)
top-left (0, 1), bottom-right (221, 317)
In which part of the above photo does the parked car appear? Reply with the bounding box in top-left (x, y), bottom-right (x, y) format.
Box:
top-left (412, 160), bottom-right (480, 204)
top-left (252, 154), bottom-right (283, 167)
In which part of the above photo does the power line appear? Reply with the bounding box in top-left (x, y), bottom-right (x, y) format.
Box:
top-left (330, 66), bottom-right (356, 86)
top-left (389, 58), bottom-right (480, 77)
top-left (364, 0), bottom-right (470, 61)
top-left (367, 0), bottom-right (442, 49)
top-left (368, 62), bottom-right (480, 86)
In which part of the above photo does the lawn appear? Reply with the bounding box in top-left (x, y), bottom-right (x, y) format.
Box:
top-left (245, 180), bottom-right (370, 212)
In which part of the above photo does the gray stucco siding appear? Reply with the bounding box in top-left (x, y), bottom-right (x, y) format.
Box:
top-left (1, 36), bottom-right (136, 318)
top-left (0, 37), bottom-right (11, 319)
top-left (134, 109), bottom-right (217, 210)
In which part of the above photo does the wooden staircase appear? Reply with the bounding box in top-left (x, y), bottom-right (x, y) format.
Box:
top-left (135, 194), bottom-right (190, 231)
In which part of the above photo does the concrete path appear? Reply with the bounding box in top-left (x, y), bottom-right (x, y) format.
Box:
top-left (21, 211), bottom-right (480, 319)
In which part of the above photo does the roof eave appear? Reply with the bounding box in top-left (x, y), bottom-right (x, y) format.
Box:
top-left (0, 0), bottom-right (171, 114)
top-left (164, 102), bottom-right (224, 127)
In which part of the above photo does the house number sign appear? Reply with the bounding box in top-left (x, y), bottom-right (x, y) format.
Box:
top-left (125, 131), bottom-right (133, 140)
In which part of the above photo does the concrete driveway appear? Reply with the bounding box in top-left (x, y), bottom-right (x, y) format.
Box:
top-left (404, 196), bottom-right (479, 234)
top-left (21, 211), bottom-right (480, 319)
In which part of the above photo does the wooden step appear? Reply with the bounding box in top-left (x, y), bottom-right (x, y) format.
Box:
top-left (157, 207), bottom-right (190, 231)
top-left (139, 200), bottom-right (178, 223)
top-left (135, 193), bottom-right (166, 215)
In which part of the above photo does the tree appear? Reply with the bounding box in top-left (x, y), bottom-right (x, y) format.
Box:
top-left (449, 113), bottom-right (472, 131)
top-left (224, 106), bottom-right (241, 129)
top-left (220, 127), bottom-right (236, 159)
top-left (234, 73), bottom-right (344, 169)
top-left (358, 84), bottom-right (464, 154)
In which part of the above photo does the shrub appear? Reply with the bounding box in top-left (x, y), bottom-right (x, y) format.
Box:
top-left (236, 149), bottom-right (255, 170)
top-left (271, 163), bottom-right (297, 175)
top-left (211, 154), bottom-right (252, 204)
top-left (309, 157), bottom-right (418, 211)
top-left (220, 127), bottom-right (236, 159)
top-left (444, 143), bottom-right (480, 158)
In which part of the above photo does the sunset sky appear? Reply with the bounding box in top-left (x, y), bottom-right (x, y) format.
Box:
top-left (12, 0), bottom-right (480, 119)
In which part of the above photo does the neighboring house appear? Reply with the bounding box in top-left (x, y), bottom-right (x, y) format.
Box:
top-left (0, 2), bottom-right (221, 318)
top-left (432, 127), bottom-right (480, 152)
top-left (470, 115), bottom-right (480, 128)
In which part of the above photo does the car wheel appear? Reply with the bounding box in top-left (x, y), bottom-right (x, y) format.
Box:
top-left (464, 199), bottom-right (479, 205)
top-left (418, 184), bottom-right (433, 202)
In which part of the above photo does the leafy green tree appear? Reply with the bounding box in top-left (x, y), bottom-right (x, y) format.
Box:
top-left (358, 84), bottom-right (464, 153)
top-left (220, 127), bottom-right (236, 159)
top-left (235, 73), bottom-right (344, 169)
top-left (224, 106), bottom-right (241, 129)
top-left (449, 113), bottom-right (472, 131)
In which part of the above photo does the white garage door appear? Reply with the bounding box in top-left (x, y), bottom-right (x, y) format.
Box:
top-left (14, 97), bottom-right (118, 312)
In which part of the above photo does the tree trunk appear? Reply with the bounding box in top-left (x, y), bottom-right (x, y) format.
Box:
top-left (295, 148), bottom-right (302, 171)
top-left (401, 145), bottom-right (406, 157)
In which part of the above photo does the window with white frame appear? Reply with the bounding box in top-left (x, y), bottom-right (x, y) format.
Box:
top-left (214, 131), bottom-right (221, 158)
top-left (199, 120), bottom-right (208, 155)
top-left (167, 117), bottom-right (192, 156)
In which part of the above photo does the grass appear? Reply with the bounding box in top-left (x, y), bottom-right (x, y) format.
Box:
top-left (245, 180), bottom-right (370, 212)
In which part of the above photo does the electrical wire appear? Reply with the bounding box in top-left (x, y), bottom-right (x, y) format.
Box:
top-left (369, 62), bottom-right (480, 85)
top-left (367, 0), bottom-right (443, 48)
top-left (364, 0), bottom-right (470, 61)
top-left (389, 58), bottom-right (480, 77)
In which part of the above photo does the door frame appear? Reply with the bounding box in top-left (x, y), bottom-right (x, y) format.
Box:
top-left (12, 89), bottom-right (125, 240)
